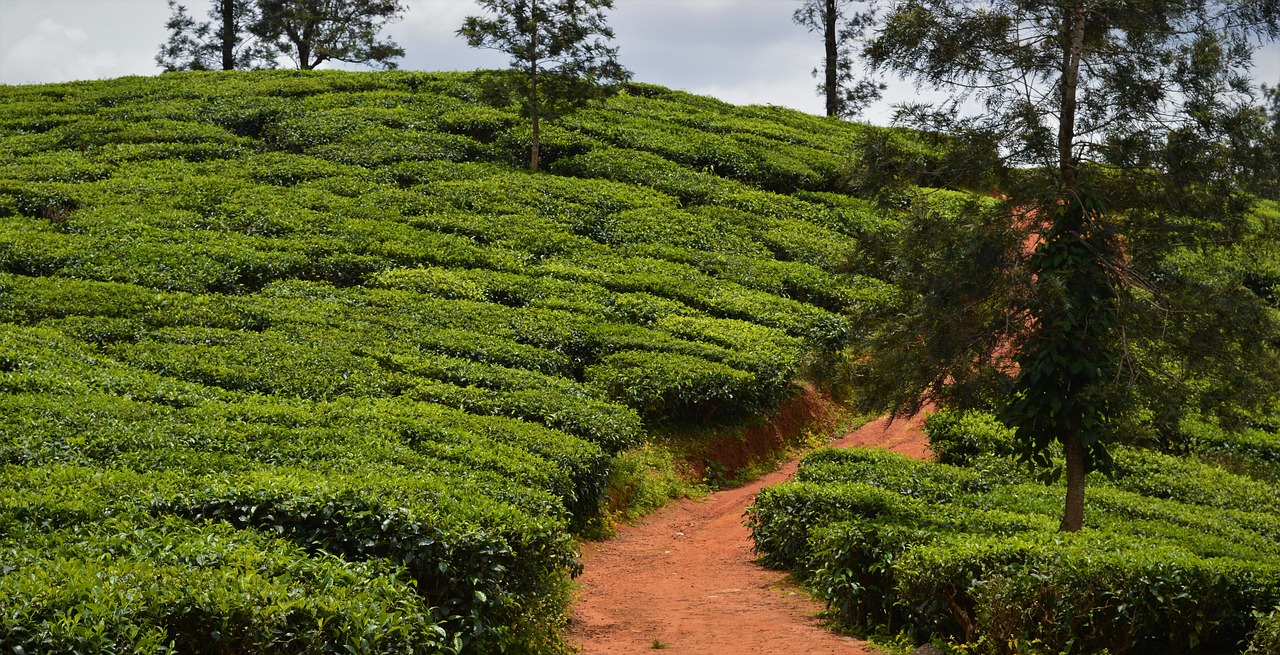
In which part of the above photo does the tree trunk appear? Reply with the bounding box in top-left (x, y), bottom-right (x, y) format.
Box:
top-left (1058, 0), bottom-right (1087, 193)
top-left (531, 82), bottom-right (541, 172)
top-left (220, 0), bottom-right (236, 70)
top-left (530, 0), bottom-right (541, 172)
top-left (294, 17), bottom-right (316, 70)
top-left (1055, 3), bottom-right (1089, 535)
top-left (298, 40), bottom-right (312, 70)
top-left (1060, 424), bottom-right (1086, 532)
top-left (824, 0), bottom-right (839, 117)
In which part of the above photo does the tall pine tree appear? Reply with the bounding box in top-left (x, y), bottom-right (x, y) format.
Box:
top-left (851, 0), bottom-right (1280, 531)
top-left (459, 0), bottom-right (629, 172)
top-left (156, 0), bottom-right (278, 71)
top-left (252, 0), bottom-right (405, 70)
top-left (792, 0), bottom-right (883, 117)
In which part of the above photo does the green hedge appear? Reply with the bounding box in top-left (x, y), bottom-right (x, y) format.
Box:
top-left (924, 408), bottom-right (1018, 466)
top-left (750, 447), bottom-right (1280, 654)
top-left (0, 68), bottom-right (910, 653)
top-left (0, 518), bottom-right (450, 655)
top-left (2, 462), bottom-right (573, 654)
top-left (891, 531), bottom-right (1279, 653)
top-left (1250, 607), bottom-right (1280, 654)
top-left (586, 349), bottom-right (761, 422)
top-left (1191, 421), bottom-right (1280, 463)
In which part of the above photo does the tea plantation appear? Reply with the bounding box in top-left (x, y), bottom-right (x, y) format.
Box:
top-left (10, 68), bottom-right (1271, 655)
top-left (750, 406), bottom-right (1280, 654)
top-left (0, 69), bottom-right (913, 653)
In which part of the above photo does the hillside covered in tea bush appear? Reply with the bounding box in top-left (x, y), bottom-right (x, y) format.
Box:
top-left (751, 388), bottom-right (1280, 654)
top-left (0, 69), bottom-right (947, 653)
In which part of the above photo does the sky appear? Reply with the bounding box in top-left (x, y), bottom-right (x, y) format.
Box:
top-left (1, 0), bottom-right (1278, 126)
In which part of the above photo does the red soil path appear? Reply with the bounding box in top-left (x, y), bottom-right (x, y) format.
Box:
top-left (569, 412), bottom-right (932, 655)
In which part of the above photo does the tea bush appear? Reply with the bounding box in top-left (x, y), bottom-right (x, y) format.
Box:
top-left (1184, 415), bottom-right (1280, 465)
top-left (750, 445), bottom-right (1280, 654)
top-left (924, 408), bottom-right (1018, 466)
top-left (0, 68), bottom-right (916, 653)
top-left (1250, 608), bottom-right (1280, 654)
top-left (0, 518), bottom-right (450, 655)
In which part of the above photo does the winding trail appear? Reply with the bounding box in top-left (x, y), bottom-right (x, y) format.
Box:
top-left (569, 412), bottom-right (932, 654)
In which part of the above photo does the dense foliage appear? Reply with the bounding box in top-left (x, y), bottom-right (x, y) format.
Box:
top-left (158, 0), bottom-right (279, 72)
top-left (254, 0), bottom-right (405, 70)
top-left (0, 69), bottom-right (906, 653)
top-left (750, 404), bottom-right (1280, 654)
top-left (792, 0), bottom-right (882, 118)
top-left (848, 0), bottom-right (1280, 532)
top-left (459, 0), bottom-right (629, 171)
top-left (158, 0), bottom-right (404, 72)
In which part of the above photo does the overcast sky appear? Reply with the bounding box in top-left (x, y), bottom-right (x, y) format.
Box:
top-left (1, 0), bottom-right (1278, 126)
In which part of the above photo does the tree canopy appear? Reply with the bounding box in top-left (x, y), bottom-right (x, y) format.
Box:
top-left (156, 0), bottom-right (278, 72)
top-left (459, 0), bottom-right (629, 172)
top-left (253, 0), bottom-right (405, 71)
top-left (792, 0), bottom-right (883, 118)
top-left (158, 0), bottom-right (403, 72)
top-left (849, 0), bottom-right (1280, 531)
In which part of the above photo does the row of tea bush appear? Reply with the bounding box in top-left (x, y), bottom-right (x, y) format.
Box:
top-left (0, 69), bottom-right (918, 652)
top-left (750, 410), bottom-right (1280, 654)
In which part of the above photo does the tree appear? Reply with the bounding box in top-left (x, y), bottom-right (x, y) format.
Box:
top-left (252, 0), bottom-right (406, 71)
top-left (792, 0), bottom-right (883, 118)
top-left (156, 0), bottom-right (278, 72)
top-left (849, 0), bottom-right (1280, 531)
top-left (1267, 84), bottom-right (1280, 133)
top-left (1256, 83), bottom-right (1280, 198)
top-left (459, 0), bottom-right (629, 172)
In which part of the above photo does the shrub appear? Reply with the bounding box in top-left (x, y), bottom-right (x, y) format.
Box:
top-left (1, 462), bottom-right (574, 655)
top-left (749, 479), bottom-right (926, 571)
top-left (1249, 607), bottom-right (1280, 654)
top-left (408, 379), bottom-right (642, 453)
top-left (895, 533), bottom-right (1280, 654)
top-left (309, 127), bottom-right (484, 166)
top-left (924, 408), bottom-right (1017, 466)
top-left (550, 147), bottom-right (728, 205)
top-left (586, 349), bottom-right (760, 422)
top-left (0, 518), bottom-right (450, 655)
top-left (750, 447), bottom-right (1280, 654)
top-left (1184, 415), bottom-right (1280, 464)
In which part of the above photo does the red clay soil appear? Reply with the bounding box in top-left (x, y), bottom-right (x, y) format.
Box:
top-left (569, 412), bottom-right (932, 655)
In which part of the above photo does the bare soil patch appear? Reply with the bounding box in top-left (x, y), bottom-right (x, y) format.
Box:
top-left (569, 411), bottom-right (932, 654)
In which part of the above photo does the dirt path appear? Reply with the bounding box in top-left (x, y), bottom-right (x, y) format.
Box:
top-left (569, 412), bottom-right (931, 655)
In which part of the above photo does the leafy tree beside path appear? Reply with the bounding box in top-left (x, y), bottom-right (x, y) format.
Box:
top-left (850, 0), bottom-right (1280, 531)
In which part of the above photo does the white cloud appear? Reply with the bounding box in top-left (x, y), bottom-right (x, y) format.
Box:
top-left (0, 0), bottom-right (168, 86)
top-left (399, 0), bottom-right (476, 35)
top-left (0, 18), bottom-right (121, 84)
